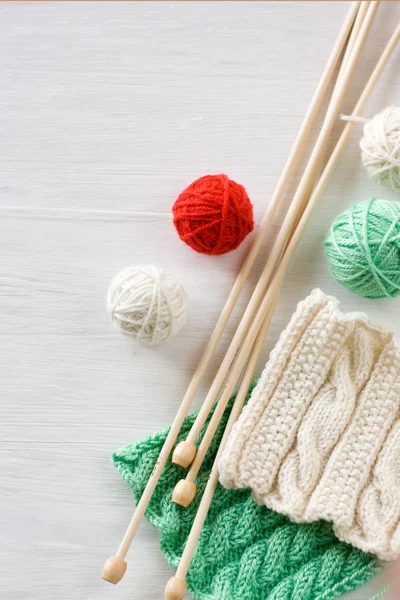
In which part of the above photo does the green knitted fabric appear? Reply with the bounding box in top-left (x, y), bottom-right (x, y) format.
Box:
top-left (113, 384), bottom-right (381, 600)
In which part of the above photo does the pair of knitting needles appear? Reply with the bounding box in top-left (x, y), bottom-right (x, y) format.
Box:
top-left (169, 0), bottom-right (375, 509)
top-left (103, 2), bottom-right (399, 594)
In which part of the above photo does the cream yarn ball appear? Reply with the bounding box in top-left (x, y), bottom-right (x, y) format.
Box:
top-left (107, 265), bottom-right (187, 346)
top-left (361, 106), bottom-right (400, 192)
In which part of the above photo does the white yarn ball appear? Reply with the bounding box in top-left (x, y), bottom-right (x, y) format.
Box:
top-left (107, 265), bottom-right (187, 346)
top-left (361, 106), bottom-right (400, 192)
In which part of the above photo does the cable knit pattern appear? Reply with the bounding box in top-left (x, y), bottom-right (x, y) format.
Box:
top-left (219, 289), bottom-right (400, 561)
top-left (113, 387), bottom-right (380, 600)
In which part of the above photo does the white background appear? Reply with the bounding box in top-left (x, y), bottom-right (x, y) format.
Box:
top-left (1, 2), bottom-right (400, 599)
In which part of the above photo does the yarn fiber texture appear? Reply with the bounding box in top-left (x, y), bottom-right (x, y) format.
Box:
top-left (172, 174), bottom-right (254, 255)
top-left (361, 107), bottom-right (400, 192)
top-left (324, 197), bottom-right (400, 299)
top-left (219, 289), bottom-right (400, 562)
top-left (113, 384), bottom-right (380, 600)
top-left (107, 265), bottom-right (187, 346)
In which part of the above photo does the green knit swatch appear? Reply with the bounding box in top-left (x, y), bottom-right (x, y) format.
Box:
top-left (113, 384), bottom-right (381, 600)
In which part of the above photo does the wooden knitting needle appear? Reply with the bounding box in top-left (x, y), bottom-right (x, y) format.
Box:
top-left (290, 0), bottom-right (370, 236)
top-left (341, 1), bottom-right (370, 73)
top-left (101, 2), bottom-right (360, 585)
top-left (166, 301), bottom-right (276, 600)
top-left (171, 1), bottom-right (378, 507)
top-left (165, 22), bottom-right (400, 600)
top-left (289, 0), bottom-right (370, 238)
top-left (171, 0), bottom-right (364, 470)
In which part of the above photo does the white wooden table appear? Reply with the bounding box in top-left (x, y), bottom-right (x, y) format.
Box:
top-left (1, 2), bottom-right (399, 599)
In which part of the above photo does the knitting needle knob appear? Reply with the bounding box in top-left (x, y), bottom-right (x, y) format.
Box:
top-left (101, 555), bottom-right (127, 584)
top-left (164, 576), bottom-right (187, 600)
top-left (172, 480), bottom-right (197, 507)
top-left (172, 441), bottom-right (197, 468)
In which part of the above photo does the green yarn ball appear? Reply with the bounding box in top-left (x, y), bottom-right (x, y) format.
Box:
top-left (324, 198), bottom-right (400, 299)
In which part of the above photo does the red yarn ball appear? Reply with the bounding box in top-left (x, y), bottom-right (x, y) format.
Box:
top-left (172, 174), bottom-right (254, 255)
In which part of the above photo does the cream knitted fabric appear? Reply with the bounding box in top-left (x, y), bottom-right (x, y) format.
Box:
top-left (219, 289), bottom-right (400, 561)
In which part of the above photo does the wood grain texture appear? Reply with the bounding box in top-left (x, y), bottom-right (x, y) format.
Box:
top-left (0, 2), bottom-right (399, 599)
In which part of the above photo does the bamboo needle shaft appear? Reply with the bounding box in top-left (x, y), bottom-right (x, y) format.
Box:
top-left (289, 0), bottom-right (369, 238)
top-left (172, 1), bottom-right (378, 499)
top-left (101, 2), bottom-right (361, 584)
top-left (177, 300), bottom-right (275, 575)
top-left (165, 21), bottom-right (400, 599)
top-left (341, 1), bottom-right (370, 74)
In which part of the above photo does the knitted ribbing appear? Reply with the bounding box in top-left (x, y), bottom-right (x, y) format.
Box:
top-left (219, 289), bottom-right (400, 562)
top-left (113, 386), bottom-right (380, 600)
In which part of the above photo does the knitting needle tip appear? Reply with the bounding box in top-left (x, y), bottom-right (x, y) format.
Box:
top-left (101, 555), bottom-right (127, 584)
top-left (172, 441), bottom-right (197, 468)
top-left (165, 576), bottom-right (187, 600)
